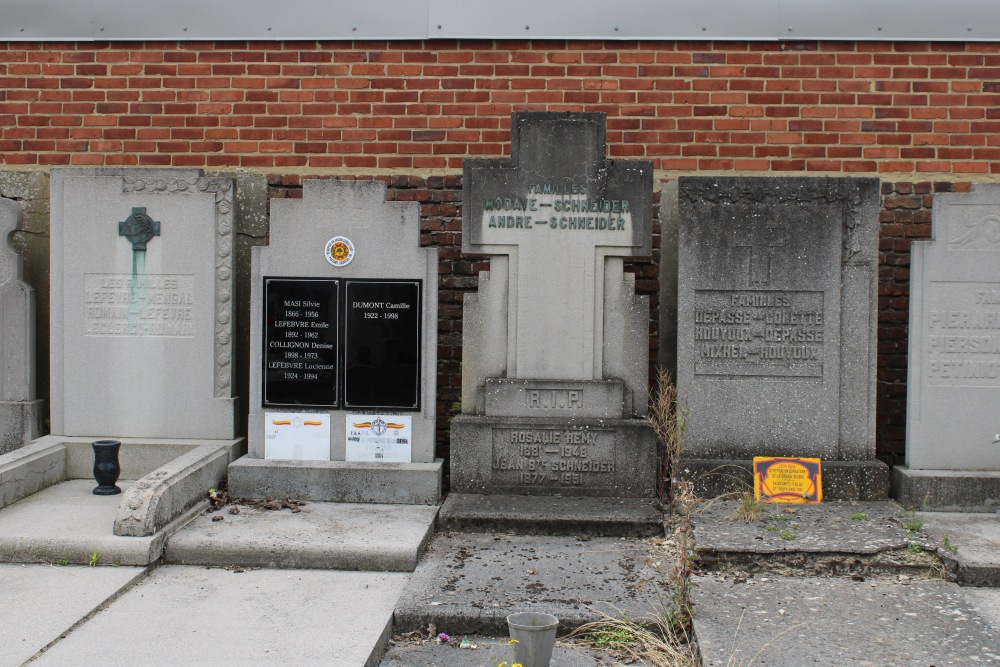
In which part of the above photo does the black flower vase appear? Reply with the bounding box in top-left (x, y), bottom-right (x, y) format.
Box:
top-left (92, 439), bottom-right (122, 495)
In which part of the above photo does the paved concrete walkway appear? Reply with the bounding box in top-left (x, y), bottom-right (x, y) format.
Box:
top-left (689, 501), bottom-right (1000, 667)
top-left (4, 493), bottom-right (1000, 666)
top-left (4, 564), bottom-right (407, 667)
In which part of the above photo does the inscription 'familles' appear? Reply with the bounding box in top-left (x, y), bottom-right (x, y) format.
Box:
top-left (84, 273), bottom-right (195, 338)
top-left (693, 290), bottom-right (825, 378)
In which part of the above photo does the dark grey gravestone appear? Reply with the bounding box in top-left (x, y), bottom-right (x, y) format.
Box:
top-left (448, 112), bottom-right (658, 534)
top-left (668, 177), bottom-right (887, 499)
top-left (0, 197), bottom-right (43, 454)
top-left (895, 184), bottom-right (1000, 511)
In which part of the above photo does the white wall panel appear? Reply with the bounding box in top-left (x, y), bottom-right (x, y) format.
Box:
top-left (0, 0), bottom-right (997, 41)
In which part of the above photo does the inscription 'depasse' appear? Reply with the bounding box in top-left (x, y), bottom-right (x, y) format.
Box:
top-left (693, 290), bottom-right (825, 378)
top-left (492, 428), bottom-right (615, 490)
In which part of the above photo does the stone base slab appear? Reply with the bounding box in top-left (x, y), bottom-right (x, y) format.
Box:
top-left (438, 493), bottom-right (663, 537)
top-left (393, 532), bottom-right (666, 635)
top-left (679, 458), bottom-right (890, 501)
top-left (227, 457), bottom-right (443, 504)
top-left (916, 510), bottom-right (1000, 587)
top-left (692, 575), bottom-right (999, 667)
top-left (894, 466), bottom-right (1000, 512)
top-left (0, 480), bottom-right (202, 566)
top-left (0, 400), bottom-right (44, 455)
top-left (165, 501), bottom-right (438, 571)
top-left (450, 415), bottom-right (657, 497)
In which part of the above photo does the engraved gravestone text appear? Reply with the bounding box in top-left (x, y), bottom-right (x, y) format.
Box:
top-left (84, 273), bottom-right (195, 337)
top-left (693, 290), bottom-right (825, 377)
top-left (925, 282), bottom-right (1000, 386)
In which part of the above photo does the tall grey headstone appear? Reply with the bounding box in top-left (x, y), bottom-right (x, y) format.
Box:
top-left (49, 169), bottom-right (239, 441)
top-left (450, 112), bottom-right (657, 511)
top-left (0, 197), bottom-right (43, 453)
top-left (895, 184), bottom-right (1000, 511)
top-left (228, 179), bottom-right (442, 504)
top-left (669, 177), bottom-right (887, 500)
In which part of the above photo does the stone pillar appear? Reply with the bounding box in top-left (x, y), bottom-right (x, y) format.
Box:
top-left (0, 197), bottom-right (43, 454)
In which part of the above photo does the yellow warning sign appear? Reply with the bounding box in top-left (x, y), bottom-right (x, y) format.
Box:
top-left (753, 457), bottom-right (822, 503)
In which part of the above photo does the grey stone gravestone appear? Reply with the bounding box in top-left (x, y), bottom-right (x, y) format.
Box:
top-left (667, 177), bottom-right (887, 500)
top-left (47, 168), bottom-right (242, 444)
top-left (447, 112), bottom-right (658, 532)
top-left (895, 184), bottom-right (1000, 511)
top-left (227, 179), bottom-right (442, 504)
top-left (0, 197), bottom-right (43, 454)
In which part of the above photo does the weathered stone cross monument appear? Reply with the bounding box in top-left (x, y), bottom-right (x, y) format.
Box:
top-left (447, 112), bottom-right (659, 533)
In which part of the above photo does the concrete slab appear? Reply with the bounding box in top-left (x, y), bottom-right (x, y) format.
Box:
top-left (380, 635), bottom-right (622, 667)
top-left (918, 511), bottom-right (1000, 586)
top-left (691, 574), bottom-right (1000, 666)
top-left (0, 563), bottom-right (146, 667)
top-left (0, 480), bottom-right (170, 566)
top-left (30, 565), bottom-right (409, 667)
top-left (693, 500), bottom-right (938, 575)
top-left (164, 501), bottom-right (438, 572)
top-left (438, 493), bottom-right (664, 537)
top-left (394, 532), bottom-right (669, 636)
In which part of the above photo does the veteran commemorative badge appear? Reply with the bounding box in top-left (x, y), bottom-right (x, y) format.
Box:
top-left (325, 236), bottom-right (355, 267)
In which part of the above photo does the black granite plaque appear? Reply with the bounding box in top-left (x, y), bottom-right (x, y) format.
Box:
top-left (263, 277), bottom-right (339, 407)
top-left (343, 279), bottom-right (421, 410)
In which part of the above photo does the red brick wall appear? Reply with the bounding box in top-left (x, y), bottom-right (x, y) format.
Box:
top-left (2, 38), bottom-right (997, 466)
top-left (1, 40), bottom-right (998, 174)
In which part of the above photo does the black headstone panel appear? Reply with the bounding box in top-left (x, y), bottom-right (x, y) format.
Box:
top-left (343, 279), bottom-right (421, 410)
top-left (262, 277), bottom-right (339, 408)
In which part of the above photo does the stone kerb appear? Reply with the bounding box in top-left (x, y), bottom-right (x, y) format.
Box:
top-left (896, 183), bottom-right (1000, 511)
top-left (0, 196), bottom-right (43, 454)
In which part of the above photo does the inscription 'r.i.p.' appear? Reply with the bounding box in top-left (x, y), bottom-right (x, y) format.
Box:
top-left (527, 389), bottom-right (582, 410)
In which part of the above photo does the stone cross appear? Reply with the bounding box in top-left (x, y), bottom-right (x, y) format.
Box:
top-left (463, 112), bottom-right (652, 380)
top-left (733, 216), bottom-right (789, 286)
top-left (119, 207), bottom-right (160, 251)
